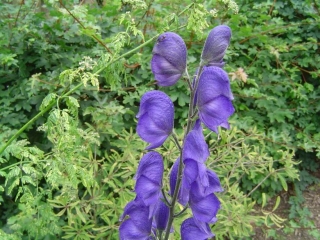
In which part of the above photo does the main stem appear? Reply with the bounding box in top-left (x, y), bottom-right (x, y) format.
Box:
top-left (163, 66), bottom-right (204, 239)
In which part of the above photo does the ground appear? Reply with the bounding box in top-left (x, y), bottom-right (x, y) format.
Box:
top-left (253, 181), bottom-right (320, 239)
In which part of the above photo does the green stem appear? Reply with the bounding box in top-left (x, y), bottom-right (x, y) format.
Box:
top-left (0, 160), bottom-right (48, 172)
top-left (163, 63), bottom-right (204, 240)
top-left (0, 35), bottom-right (159, 156)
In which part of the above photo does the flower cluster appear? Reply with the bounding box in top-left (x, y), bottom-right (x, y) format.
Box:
top-left (120, 25), bottom-right (234, 239)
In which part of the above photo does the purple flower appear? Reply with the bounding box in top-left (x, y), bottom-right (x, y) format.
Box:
top-left (197, 66), bottom-right (235, 133)
top-left (189, 181), bottom-right (220, 223)
top-left (119, 197), bottom-right (153, 240)
top-left (134, 152), bottom-right (164, 213)
top-left (181, 218), bottom-right (214, 240)
top-left (183, 120), bottom-right (209, 164)
top-left (136, 90), bottom-right (174, 149)
top-left (151, 32), bottom-right (187, 86)
top-left (201, 25), bottom-right (231, 67)
top-left (203, 169), bottom-right (223, 195)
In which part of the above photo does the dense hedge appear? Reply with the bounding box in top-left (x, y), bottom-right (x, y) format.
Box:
top-left (0, 0), bottom-right (319, 239)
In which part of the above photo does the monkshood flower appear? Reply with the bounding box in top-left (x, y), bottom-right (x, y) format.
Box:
top-left (180, 217), bottom-right (214, 240)
top-left (169, 121), bottom-right (223, 205)
top-left (136, 90), bottom-right (174, 149)
top-left (201, 25), bottom-right (231, 67)
top-left (119, 197), bottom-right (153, 240)
top-left (134, 151), bottom-right (164, 215)
top-left (189, 181), bottom-right (220, 223)
top-left (151, 32), bottom-right (187, 86)
top-left (197, 66), bottom-right (235, 133)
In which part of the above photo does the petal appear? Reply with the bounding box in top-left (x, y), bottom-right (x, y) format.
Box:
top-left (137, 113), bottom-right (169, 149)
top-left (189, 182), bottom-right (221, 223)
top-left (120, 219), bottom-right (152, 240)
top-left (197, 162), bottom-right (209, 188)
top-left (183, 120), bottom-right (209, 163)
top-left (198, 95), bottom-right (235, 133)
top-left (181, 218), bottom-right (214, 240)
top-left (151, 32), bottom-right (187, 86)
top-left (169, 158), bottom-right (179, 197)
top-left (136, 90), bottom-right (174, 149)
top-left (183, 159), bottom-right (199, 188)
top-left (197, 66), bottom-right (234, 102)
top-left (135, 175), bottom-right (161, 206)
top-left (135, 151), bottom-right (164, 184)
top-left (120, 197), bottom-right (152, 233)
top-left (154, 196), bottom-right (170, 231)
top-left (205, 169), bottom-right (223, 194)
top-left (201, 25), bottom-right (231, 66)
top-left (151, 55), bottom-right (183, 86)
top-left (152, 32), bottom-right (187, 72)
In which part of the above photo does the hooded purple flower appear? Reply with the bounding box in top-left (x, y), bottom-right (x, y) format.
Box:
top-left (151, 32), bottom-right (187, 86)
top-left (189, 181), bottom-right (220, 223)
top-left (134, 151), bottom-right (164, 214)
top-left (119, 197), bottom-right (153, 240)
top-left (181, 217), bottom-right (214, 240)
top-left (169, 121), bottom-right (217, 205)
top-left (136, 90), bottom-right (174, 149)
top-left (197, 66), bottom-right (235, 133)
top-left (183, 120), bottom-right (209, 164)
top-left (201, 25), bottom-right (231, 67)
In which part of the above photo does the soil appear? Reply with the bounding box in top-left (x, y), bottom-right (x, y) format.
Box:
top-left (252, 177), bottom-right (320, 239)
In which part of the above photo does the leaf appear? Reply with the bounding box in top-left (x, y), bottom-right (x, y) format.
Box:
top-left (261, 193), bottom-right (267, 208)
top-left (40, 93), bottom-right (57, 111)
top-left (278, 174), bottom-right (288, 191)
top-left (272, 196), bottom-right (281, 212)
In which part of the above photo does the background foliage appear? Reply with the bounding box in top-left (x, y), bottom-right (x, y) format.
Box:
top-left (0, 0), bottom-right (319, 239)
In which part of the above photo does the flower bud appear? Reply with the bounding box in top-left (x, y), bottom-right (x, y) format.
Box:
top-left (151, 32), bottom-right (187, 86)
top-left (201, 25), bottom-right (231, 67)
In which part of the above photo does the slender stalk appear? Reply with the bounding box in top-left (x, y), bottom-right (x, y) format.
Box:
top-left (174, 204), bottom-right (189, 217)
top-left (163, 63), bottom-right (204, 240)
top-left (171, 132), bottom-right (182, 151)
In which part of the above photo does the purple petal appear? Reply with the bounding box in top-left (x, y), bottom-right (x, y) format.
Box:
top-left (151, 32), bottom-right (187, 86)
top-left (134, 152), bottom-right (163, 207)
top-left (205, 169), bottom-right (223, 194)
top-left (169, 158), bottom-right (179, 197)
top-left (135, 175), bottom-right (161, 207)
top-left (154, 196), bottom-right (169, 231)
top-left (198, 95), bottom-right (235, 133)
top-left (189, 182), bottom-right (221, 223)
top-left (120, 197), bottom-right (152, 236)
top-left (136, 90), bottom-right (174, 149)
top-left (181, 218), bottom-right (214, 240)
top-left (151, 55), bottom-right (183, 86)
top-left (197, 66), bottom-right (234, 101)
top-left (197, 162), bottom-right (209, 188)
top-left (120, 219), bottom-right (152, 240)
top-left (183, 120), bottom-right (209, 163)
top-left (201, 25), bottom-right (231, 66)
top-left (183, 159), bottom-right (199, 188)
top-left (135, 152), bottom-right (164, 184)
